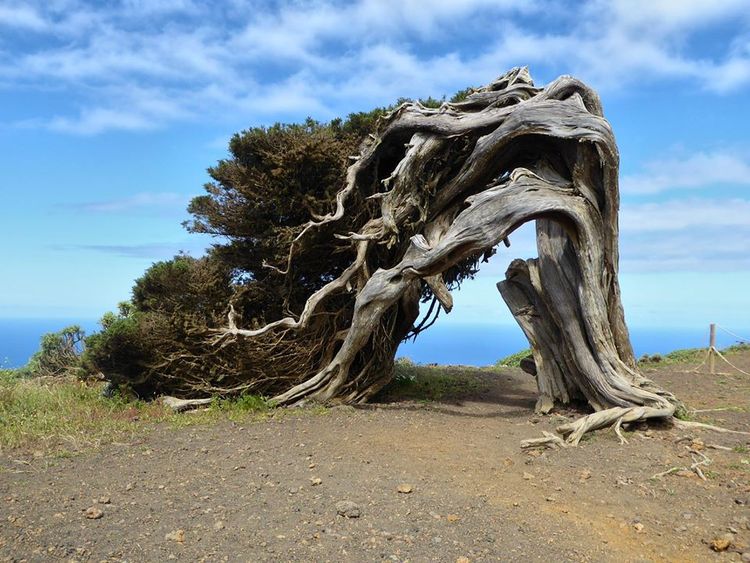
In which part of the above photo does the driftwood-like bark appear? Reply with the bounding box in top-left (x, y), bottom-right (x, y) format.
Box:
top-left (218, 67), bottom-right (681, 438)
top-left (161, 396), bottom-right (213, 412)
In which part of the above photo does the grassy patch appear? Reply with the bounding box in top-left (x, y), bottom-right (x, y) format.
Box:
top-left (376, 358), bottom-right (487, 402)
top-left (728, 460), bottom-right (750, 474)
top-left (213, 393), bottom-right (269, 414)
top-left (0, 370), bottom-right (165, 453)
top-left (639, 342), bottom-right (749, 367)
top-left (638, 348), bottom-right (705, 366)
top-left (495, 349), bottom-right (532, 368)
top-left (0, 370), bottom-right (274, 455)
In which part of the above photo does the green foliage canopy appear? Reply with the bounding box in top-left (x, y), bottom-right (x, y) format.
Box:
top-left (82, 88), bottom-right (479, 397)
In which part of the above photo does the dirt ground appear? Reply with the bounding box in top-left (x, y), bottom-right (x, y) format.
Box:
top-left (1, 352), bottom-right (749, 562)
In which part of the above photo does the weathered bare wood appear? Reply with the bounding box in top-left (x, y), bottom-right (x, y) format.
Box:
top-left (161, 396), bottom-right (213, 412)
top-left (214, 67), bottom-right (684, 442)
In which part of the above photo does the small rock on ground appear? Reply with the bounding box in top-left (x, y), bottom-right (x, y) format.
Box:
top-left (84, 507), bottom-right (103, 520)
top-left (165, 530), bottom-right (185, 543)
top-left (710, 533), bottom-right (734, 552)
top-left (335, 500), bottom-right (361, 518)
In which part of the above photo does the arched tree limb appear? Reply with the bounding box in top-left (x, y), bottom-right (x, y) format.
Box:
top-left (210, 67), bottom-right (687, 441)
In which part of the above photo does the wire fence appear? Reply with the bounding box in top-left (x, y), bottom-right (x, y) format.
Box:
top-left (689, 323), bottom-right (750, 376)
top-left (717, 324), bottom-right (750, 344)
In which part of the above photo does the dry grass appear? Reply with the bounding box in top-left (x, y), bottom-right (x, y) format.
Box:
top-left (0, 369), bottom-right (272, 456)
top-left (374, 358), bottom-right (489, 402)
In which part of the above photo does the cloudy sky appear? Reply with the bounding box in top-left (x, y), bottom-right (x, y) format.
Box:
top-left (1, 0), bottom-right (749, 332)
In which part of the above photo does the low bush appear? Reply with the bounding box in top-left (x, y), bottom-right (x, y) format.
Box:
top-left (495, 348), bottom-right (532, 368)
top-left (19, 325), bottom-right (86, 378)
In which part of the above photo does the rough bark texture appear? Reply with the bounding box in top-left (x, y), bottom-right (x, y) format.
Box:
top-left (219, 67), bottom-right (679, 427)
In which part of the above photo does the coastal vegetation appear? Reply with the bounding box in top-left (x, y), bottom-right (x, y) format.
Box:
top-left (13, 69), bottom-right (746, 448)
top-left (17, 90), bottom-right (475, 399)
top-left (3, 343), bottom-right (748, 456)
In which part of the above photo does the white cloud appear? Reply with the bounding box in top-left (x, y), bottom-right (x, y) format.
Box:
top-left (0, 5), bottom-right (48, 30)
top-left (72, 192), bottom-right (191, 213)
top-left (601, 0), bottom-right (750, 34)
top-left (75, 241), bottom-right (207, 259)
top-left (48, 108), bottom-right (156, 135)
top-left (622, 198), bottom-right (750, 232)
top-left (1, 0), bottom-right (749, 134)
top-left (620, 230), bottom-right (750, 272)
top-left (621, 151), bottom-right (750, 195)
top-left (120, 0), bottom-right (200, 16)
top-left (710, 35), bottom-right (750, 92)
top-left (618, 197), bottom-right (750, 271)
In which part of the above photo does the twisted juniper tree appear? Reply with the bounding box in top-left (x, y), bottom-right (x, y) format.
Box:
top-left (90, 67), bottom-right (743, 444)
top-left (204, 67), bottom-right (692, 443)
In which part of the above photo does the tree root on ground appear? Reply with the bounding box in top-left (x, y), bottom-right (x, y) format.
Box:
top-left (520, 406), bottom-right (750, 450)
top-left (651, 448), bottom-right (712, 481)
top-left (672, 419), bottom-right (750, 435)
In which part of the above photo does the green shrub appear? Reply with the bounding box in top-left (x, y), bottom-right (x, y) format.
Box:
top-left (82, 255), bottom-right (235, 397)
top-left (82, 85), bottom-right (490, 399)
top-left (393, 357), bottom-right (419, 382)
top-left (377, 363), bottom-right (485, 402)
top-left (82, 312), bottom-right (162, 394)
top-left (212, 394), bottom-right (269, 414)
top-left (639, 348), bottom-right (704, 365)
top-left (725, 342), bottom-right (750, 354)
top-left (20, 325), bottom-right (86, 378)
top-left (495, 348), bottom-right (532, 368)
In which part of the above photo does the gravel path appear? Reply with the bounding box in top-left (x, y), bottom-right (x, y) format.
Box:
top-left (2, 354), bottom-right (749, 562)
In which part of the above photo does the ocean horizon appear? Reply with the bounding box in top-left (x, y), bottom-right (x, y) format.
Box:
top-left (2, 317), bottom-right (747, 370)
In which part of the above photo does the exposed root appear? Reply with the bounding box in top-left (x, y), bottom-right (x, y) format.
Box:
top-left (651, 448), bottom-right (711, 481)
top-left (556, 405), bottom-right (676, 446)
top-left (672, 419), bottom-right (750, 436)
top-left (520, 431), bottom-right (568, 450)
top-left (521, 406), bottom-right (750, 450)
top-left (161, 396), bottom-right (213, 412)
top-left (522, 403), bottom-right (675, 449)
top-left (613, 416), bottom-right (629, 445)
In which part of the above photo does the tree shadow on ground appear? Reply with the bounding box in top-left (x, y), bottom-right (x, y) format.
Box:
top-left (367, 364), bottom-right (540, 419)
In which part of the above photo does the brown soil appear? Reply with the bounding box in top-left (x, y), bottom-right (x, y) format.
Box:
top-left (2, 352), bottom-right (749, 562)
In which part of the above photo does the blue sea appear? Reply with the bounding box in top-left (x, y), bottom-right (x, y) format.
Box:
top-left (1, 318), bottom-right (747, 369)
top-left (0, 318), bottom-right (100, 369)
top-left (398, 323), bottom-right (748, 365)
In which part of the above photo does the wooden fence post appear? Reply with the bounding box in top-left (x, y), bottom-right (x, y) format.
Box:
top-left (709, 323), bottom-right (716, 375)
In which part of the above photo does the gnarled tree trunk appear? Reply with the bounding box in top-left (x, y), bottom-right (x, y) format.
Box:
top-left (219, 67), bottom-right (681, 440)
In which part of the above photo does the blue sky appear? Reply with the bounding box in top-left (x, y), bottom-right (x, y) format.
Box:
top-left (0, 0), bottom-right (749, 333)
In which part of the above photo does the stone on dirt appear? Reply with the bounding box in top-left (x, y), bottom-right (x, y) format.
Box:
top-left (335, 500), bottom-right (361, 518)
top-left (165, 530), bottom-right (185, 543)
top-left (83, 507), bottom-right (103, 520)
top-left (710, 533), bottom-right (734, 552)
